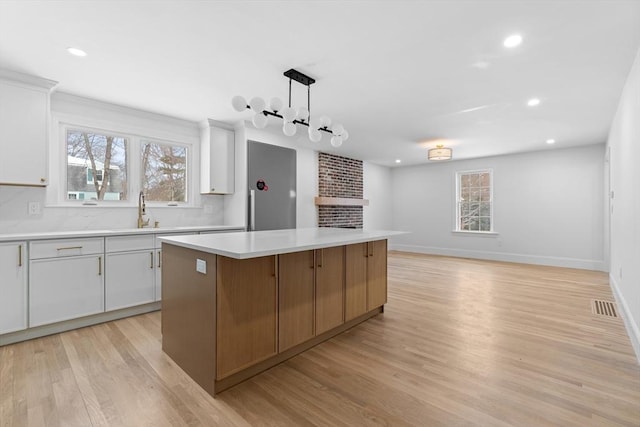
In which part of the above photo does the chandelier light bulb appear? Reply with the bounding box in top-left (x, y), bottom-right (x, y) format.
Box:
top-left (309, 128), bottom-right (322, 142)
top-left (341, 130), bottom-right (349, 141)
top-left (281, 107), bottom-right (296, 122)
top-left (231, 95), bottom-right (247, 112)
top-left (249, 97), bottom-right (266, 113)
top-left (332, 123), bottom-right (344, 136)
top-left (283, 122), bottom-right (297, 136)
top-left (269, 97), bottom-right (283, 112)
top-left (297, 107), bottom-right (309, 121)
top-left (252, 112), bottom-right (268, 129)
top-left (319, 115), bottom-right (331, 128)
top-left (330, 135), bottom-right (343, 147)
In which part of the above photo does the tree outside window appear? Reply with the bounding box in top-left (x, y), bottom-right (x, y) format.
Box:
top-left (66, 130), bottom-right (128, 201)
top-left (141, 141), bottom-right (187, 202)
top-left (456, 170), bottom-right (492, 232)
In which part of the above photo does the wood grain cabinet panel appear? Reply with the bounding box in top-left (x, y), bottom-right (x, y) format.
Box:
top-left (345, 243), bottom-right (368, 321)
top-left (315, 246), bottom-right (345, 334)
top-left (278, 250), bottom-right (315, 352)
top-left (216, 255), bottom-right (277, 380)
top-left (367, 240), bottom-right (388, 310)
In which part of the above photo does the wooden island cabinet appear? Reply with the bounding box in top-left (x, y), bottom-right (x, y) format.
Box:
top-left (160, 228), bottom-right (402, 396)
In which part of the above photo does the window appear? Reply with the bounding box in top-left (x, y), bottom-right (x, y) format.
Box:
top-left (66, 129), bottom-right (128, 201)
top-left (141, 141), bottom-right (187, 202)
top-left (456, 169), bottom-right (493, 232)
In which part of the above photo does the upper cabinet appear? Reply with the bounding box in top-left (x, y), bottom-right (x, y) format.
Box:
top-left (0, 69), bottom-right (57, 187)
top-left (200, 119), bottom-right (235, 194)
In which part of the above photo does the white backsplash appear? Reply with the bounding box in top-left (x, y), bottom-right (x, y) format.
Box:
top-left (0, 186), bottom-right (225, 234)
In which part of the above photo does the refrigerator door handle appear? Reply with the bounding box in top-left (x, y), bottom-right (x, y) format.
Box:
top-left (249, 189), bottom-right (256, 231)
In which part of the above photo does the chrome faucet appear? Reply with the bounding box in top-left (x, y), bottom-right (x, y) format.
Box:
top-left (137, 191), bottom-right (150, 228)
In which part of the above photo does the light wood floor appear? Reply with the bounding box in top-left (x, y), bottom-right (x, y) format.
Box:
top-left (1, 252), bottom-right (639, 426)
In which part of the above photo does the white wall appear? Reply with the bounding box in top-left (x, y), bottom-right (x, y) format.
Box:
top-left (607, 48), bottom-right (640, 361)
top-left (363, 162), bottom-right (393, 230)
top-left (390, 144), bottom-right (605, 270)
top-left (0, 93), bottom-right (225, 234)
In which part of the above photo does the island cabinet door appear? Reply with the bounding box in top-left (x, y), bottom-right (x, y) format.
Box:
top-left (278, 250), bottom-right (315, 352)
top-left (315, 246), bottom-right (345, 335)
top-left (216, 255), bottom-right (277, 380)
top-left (345, 243), bottom-right (368, 321)
top-left (367, 240), bottom-right (388, 310)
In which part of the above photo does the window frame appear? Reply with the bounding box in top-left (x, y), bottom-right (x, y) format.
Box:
top-left (55, 121), bottom-right (195, 207)
top-left (454, 168), bottom-right (495, 234)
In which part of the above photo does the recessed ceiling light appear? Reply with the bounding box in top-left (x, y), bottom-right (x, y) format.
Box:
top-left (395, 159), bottom-right (401, 164)
top-left (546, 139), bottom-right (556, 144)
top-left (503, 34), bottom-right (522, 48)
top-left (67, 47), bottom-right (87, 57)
top-left (527, 98), bottom-right (541, 107)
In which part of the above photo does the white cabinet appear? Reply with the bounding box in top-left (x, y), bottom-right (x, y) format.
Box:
top-left (29, 238), bottom-right (104, 327)
top-left (105, 235), bottom-right (155, 310)
top-left (200, 119), bottom-right (235, 194)
top-left (0, 242), bottom-right (27, 334)
top-left (0, 69), bottom-right (57, 186)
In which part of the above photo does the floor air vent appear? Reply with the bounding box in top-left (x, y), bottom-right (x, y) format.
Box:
top-left (591, 300), bottom-right (618, 318)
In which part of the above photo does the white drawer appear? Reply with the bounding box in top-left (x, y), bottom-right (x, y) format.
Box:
top-left (154, 232), bottom-right (197, 248)
top-left (30, 238), bottom-right (104, 259)
top-left (106, 234), bottom-right (155, 253)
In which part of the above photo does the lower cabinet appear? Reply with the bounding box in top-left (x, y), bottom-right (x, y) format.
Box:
top-left (278, 246), bottom-right (345, 352)
top-left (105, 235), bottom-right (156, 310)
top-left (30, 255), bottom-right (104, 327)
top-left (345, 240), bottom-right (388, 321)
top-left (216, 255), bottom-right (277, 379)
top-left (0, 242), bottom-right (27, 334)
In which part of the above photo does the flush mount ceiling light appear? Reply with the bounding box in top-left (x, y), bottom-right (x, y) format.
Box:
top-left (232, 69), bottom-right (348, 147)
top-left (503, 34), bottom-right (523, 48)
top-left (546, 139), bottom-right (556, 144)
top-left (67, 47), bottom-right (87, 57)
top-left (428, 144), bottom-right (452, 161)
top-left (527, 98), bottom-right (541, 107)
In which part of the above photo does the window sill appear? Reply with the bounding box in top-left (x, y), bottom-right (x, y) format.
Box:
top-left (46, 203), bottom-right (201, 209)
top-left (451, 230), bottom-right (499, 237)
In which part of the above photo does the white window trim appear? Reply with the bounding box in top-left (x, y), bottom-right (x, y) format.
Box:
top-left (454, 168), bottom-right (495, 234)
top-left (50, 116), bottom-right (196, 208)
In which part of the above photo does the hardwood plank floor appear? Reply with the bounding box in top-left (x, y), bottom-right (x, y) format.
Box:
top-left (1, 252), bottom-right (639, 426)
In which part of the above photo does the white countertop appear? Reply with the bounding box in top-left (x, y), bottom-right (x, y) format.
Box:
top-left (0, 225), bottom-right (245, 242)
top-left (159, 228), bottom-right (405, 259)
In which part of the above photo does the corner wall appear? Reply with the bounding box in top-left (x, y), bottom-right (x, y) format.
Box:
top-left (607, 48), bottom-right (640, 361)
top-left (389, 144), bottom-right (605, 271)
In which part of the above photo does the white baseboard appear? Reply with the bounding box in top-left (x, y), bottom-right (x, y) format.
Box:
top-left (388, 244), bottom-right (606, 271)
top-left (609, 274), bottom-right (640, 364)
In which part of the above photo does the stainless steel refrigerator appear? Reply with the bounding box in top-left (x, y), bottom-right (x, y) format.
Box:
top-left (247, 141), bottom-right (296, 231)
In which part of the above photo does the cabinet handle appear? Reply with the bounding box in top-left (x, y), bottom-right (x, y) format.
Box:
top-left (318, 249), bottom-right (323, 268)
top-left (363, 242), bottom-right (368, 258)
top-left (98, 256), bottom-right (102, 276)
top-left (273, 256), bottom-right (278, 278)
top-left (57, 246), bottom-right (83, 252)
top-left (369, 242), bottom-right (374, 257)
top-left (18, 244), bottom-right (23, 267)
top-left (310, 251), bottom-right (315, 269)
top-left (40, 178), bottom-right (46, 183)
top-left (150, 251), bottom-right (154, 269)
top-left (157, 251), bottom-right (161, 268)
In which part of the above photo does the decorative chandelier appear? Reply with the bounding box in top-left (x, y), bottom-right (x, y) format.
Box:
top-left (231, 69), bottom-right (348, 147)
top-left (428, 144), bottom-right (453, 161)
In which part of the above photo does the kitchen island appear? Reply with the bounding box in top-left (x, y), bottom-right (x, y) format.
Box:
top-left (159, 228), bottom-right (402, 396)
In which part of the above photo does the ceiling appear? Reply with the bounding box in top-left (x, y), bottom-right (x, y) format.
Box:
top-left (1, 1), bottom-right (639, 167)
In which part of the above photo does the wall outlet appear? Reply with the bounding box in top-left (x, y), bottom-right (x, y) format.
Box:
top-left (196, 259), bottom-right (207, 274)
top-left (28, 201), bottom-right (41, 216)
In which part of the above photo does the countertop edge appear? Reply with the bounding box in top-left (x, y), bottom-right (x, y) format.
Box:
top-left (159, 229), bottom-right (406, 259)
top-left (0, 225), bottom-right (246, 242)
